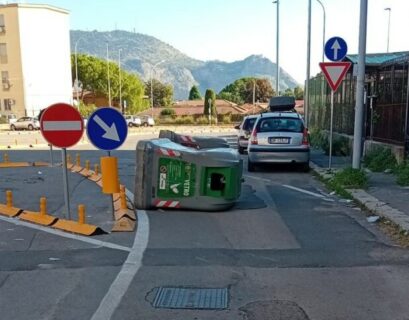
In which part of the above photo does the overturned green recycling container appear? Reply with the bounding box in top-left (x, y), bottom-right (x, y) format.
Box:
top-left (159, 130), bottom-right (230, 149)
top-left (134, 138), bottom-right (243, 211)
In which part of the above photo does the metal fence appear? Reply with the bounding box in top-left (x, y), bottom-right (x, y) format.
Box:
top-left (309, 61), bottom-right (409, 146)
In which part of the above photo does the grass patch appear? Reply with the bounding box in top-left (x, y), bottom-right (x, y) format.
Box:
top-left (332, 167), bottom-right (368, 189)
top-left (363, 147), bottom-right (397, 172)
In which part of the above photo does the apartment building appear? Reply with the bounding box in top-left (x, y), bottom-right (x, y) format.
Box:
top-left (0, 3), bottom-right (72, 118)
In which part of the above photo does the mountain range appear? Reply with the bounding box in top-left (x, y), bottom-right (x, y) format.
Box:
top-left (70, 30), bottom-right (300, 100)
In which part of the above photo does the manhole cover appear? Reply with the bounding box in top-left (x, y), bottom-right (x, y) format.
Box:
top-left (152, 287), bottom-right (228, 310)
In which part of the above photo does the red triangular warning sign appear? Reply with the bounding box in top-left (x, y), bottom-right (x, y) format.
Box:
top-left (319, 62), bottom-right (352, 92)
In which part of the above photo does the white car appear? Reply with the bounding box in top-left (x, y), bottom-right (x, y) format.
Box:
top-left (125, 115), bottom-right (142, 127)
top-left (10, 117), bottom-right (40, 131)
top-left (141, 116), bottom-right (155, 127)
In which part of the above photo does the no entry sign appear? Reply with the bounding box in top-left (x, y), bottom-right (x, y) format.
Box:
top-left (40, 103), bottom-right (84, 148)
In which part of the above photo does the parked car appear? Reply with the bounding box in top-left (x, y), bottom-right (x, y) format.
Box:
top-left (125, 115), bottom-right (142, 127)
top-left (235, 115), bottom-right (258, 154)
top-left (141, 115), bottom-right (155, 127)
top-left (4, 114), bottom-right (17, 124)
top-left (247, 111), bottom-right (310, 172)
top-left (10, 117), bottom-right (40, 131)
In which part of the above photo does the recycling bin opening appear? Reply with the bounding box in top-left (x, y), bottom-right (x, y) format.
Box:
top-left (210, 173), bottom-right (226, 191)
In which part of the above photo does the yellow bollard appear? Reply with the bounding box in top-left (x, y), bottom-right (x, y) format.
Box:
top-left (67, 154), bottom-right (72, 164)
top-left (35, 138), bottom-right (38, 145)
top-left (100, 157), bottom-right (120, 194)
top-left (40, 197), bottom-right (47, 216)
top-left (4, 153), bottom-right (9, 163)
top-left (76, 153), bottom-right (81, 167)
top-left (78, 204), bottom-right (85, 224)
top-left (94, 164), bottom-right (99, 175)
top-left (6, 190), bottom-right (12, 207)
top-left (120, 185), bottom-right (127, 210)
top-left (85, 160), bottom-right (90, 171)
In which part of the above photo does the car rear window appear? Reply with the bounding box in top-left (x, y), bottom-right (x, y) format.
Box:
top-left (243, 118), bottom-right (257, 131)
top-left (256, 117), bottom-right (304, 133)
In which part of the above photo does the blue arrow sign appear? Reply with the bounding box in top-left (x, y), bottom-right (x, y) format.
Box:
top-left (87, 107), bottom-right (128, 151)
top-left (324, 37), bottom-right (348, 62)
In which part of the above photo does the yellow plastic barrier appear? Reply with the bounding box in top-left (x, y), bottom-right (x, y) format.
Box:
top-left (88, 164), bottom-right (101, 183)
top-left (79, 160), bottom-right (92, 177)
top-left (70, 153), bottom-right (83, 173)
top-left (114, 186), bottom-right (136, 221)
top-left (20, 197), bottom-right (58, 226)
top-left (101, 157), bottom-right (119, 194)
top-left (52, 204), bottom-right (106, 236)
top-left (0, 190), bottom-right (22, 217)
top-left (111, 217), bottom-right (136, 232)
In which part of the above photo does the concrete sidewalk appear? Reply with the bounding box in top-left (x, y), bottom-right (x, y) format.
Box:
top-left (311, 149), bottom-right (409, 232)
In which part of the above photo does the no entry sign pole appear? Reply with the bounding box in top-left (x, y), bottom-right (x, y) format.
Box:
top-left (61, 148), bottom-right (71, 219)
top-left (40, 103), bottom-right (84, 220)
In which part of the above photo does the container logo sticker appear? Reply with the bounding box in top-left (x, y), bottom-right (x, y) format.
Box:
top-left (171, 183), bottom-right (180, 194)
top-left (159, 173), bottom-right (167, 190)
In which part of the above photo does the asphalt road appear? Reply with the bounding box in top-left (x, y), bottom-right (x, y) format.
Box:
top-left (1, 134), bottom-right (409, 320)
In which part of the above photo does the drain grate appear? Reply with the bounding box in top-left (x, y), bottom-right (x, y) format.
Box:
top-left (152, 287), bottom-right (228, 310)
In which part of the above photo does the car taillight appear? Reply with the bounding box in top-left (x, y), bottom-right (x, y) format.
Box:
top-left (302, 128), bottom-right (309, 145)
top-left (250, 129), bottom-right (258, 145)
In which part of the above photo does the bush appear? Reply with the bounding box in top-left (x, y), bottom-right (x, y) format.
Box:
top-left (363, 147), bottom-right (397, 172)
top-left (221, 114), bottom-right (232, 124)
top-left (196, 116), bottom-right (209, 125)
top-left (309, 128), bottom-right (350, 156)
top-left (309, 127), bottom-right (327, 149)
top-left (175, 116), bottom-right (194, 125)
top-left (396, 161), bottom-right (409, 186)
top-left (332, 167), bottom-right (368, 189)
top-left (160, 108), bottom-right (176, 116)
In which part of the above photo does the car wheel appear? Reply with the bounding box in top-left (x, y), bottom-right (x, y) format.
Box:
top-left (248, 159), bottom-right (256, 172)
top-left (128, 123), bottom-right (133, 127)
top-left (10, 125), bottom-right (16, 131)
top-left (143, 123), bottom-right (148, 127)
top-left (28, 124), bottom-right (34, 131)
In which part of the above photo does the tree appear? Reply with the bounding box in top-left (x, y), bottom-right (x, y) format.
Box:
top-left (71, 54), bottom-right (148, 114)
top-left (203, 89), bottom-right (217, 117)
top-left (283, 88), bottom-right (294, 97)
top-left (294, 86), bottom-right (304, 100)
top-left (145, 79), bottom-right (174, 107)
top-left (218, 78), bottom-right (275, 104)
top-left (188, 85), bottom-right (202, 100)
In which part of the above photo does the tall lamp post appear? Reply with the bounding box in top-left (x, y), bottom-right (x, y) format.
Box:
top-left (273, 0), bottom-right (280, 95)
top-left (385, 7), bottom-right (391, 53)
top-left (118, 49), bottom-right (123, 113)
top-left (305, 0), bottom-right (312, 127)
top-left (106, 43), bottom-right (112, 107)
top-left (150, 60), bottom-right (166, 116)
top-left (316, 0), bottom-right (326, 108)
top-left (74, 38), bottom-right (83, 110)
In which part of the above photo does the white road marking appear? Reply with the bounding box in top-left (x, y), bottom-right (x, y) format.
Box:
top-left (90, 192), bottom-right (150, 320)
top-left (244, 174), bottom-right (271, 183)
top-left (0, 215), bottom-right (131, 252)
top-left (42, 121), bottom-right (82, 131)
top-left (282, 184), bottom-right (333, 201)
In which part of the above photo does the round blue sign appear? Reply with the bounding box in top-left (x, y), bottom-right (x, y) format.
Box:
top-left (87, 107), bottom-right (128, 151)
top-left (324, 36), bottom-right (348, 62)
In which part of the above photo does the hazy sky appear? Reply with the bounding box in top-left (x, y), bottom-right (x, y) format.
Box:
top-left (20, 0), bottom-right (409, 83)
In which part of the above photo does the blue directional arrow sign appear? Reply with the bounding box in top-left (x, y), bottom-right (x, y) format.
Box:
top-left (87, 107), bottom-right (128, 151)
top-left (324, 36), bottom-right (348, 62)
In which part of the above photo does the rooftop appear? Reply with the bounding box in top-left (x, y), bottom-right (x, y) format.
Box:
top-left (0, 3), bottom-right (69, 14)
top-left (345, 51), bottom-right (409, 67)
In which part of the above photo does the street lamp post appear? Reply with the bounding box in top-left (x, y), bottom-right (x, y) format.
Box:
top-left (385, 7), bottom-right (391, 53)
top-left (118, 49), bottom-right (122, 113)
top-left (106, 43), bottom-right (112, 107)
top-left (305, 0), bottom-right (312, 127)
top-left (316, 0), bottom-right (326, 108)
top-left (150, 60), bottom-right (166, 117)
top-left (74, 38), bottom-right (83, 110)
top-left (273, 0), bottom-right (280, 95)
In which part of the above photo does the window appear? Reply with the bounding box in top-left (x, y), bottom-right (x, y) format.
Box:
top-left (0, 43), bottom-right (7, 63)
top-left (2, 70), bottom-right (9, 89)
top-left (0, 14), bottom-right (4, 32)
top-left (3, 98), bottom-right (13, 111)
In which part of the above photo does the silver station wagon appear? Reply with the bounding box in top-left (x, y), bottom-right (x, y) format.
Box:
top-left (247, 111), bottom-right (310, 172)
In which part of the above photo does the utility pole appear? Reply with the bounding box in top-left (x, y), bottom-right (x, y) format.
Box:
top-left (305, 0), bottom-right (312, 127)
top-left (385, 8), bottom-right (391, 53)
top-left (119, 49), bottom-right (122, 113)
top-left (106, 43), bottom-right (112, 107)
top-left (273, 0), bottom-right (280, 95)
top-left (253, 80), bottom-right (256, 114)
top-left (352, 0), bottom-right (368, 169)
